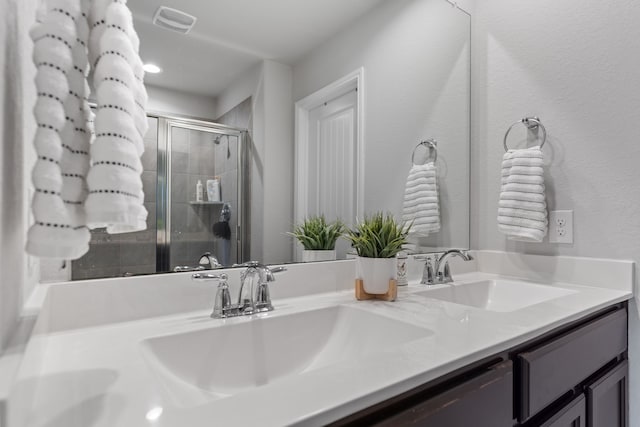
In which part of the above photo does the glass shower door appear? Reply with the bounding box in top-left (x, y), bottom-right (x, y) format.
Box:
top-left (158, 120), bottom-right (244, 272)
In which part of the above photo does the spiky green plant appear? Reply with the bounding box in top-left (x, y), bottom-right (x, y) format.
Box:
top-left (346, 213), bottom-right (411, 258)
top-left (288, 216), bottom-right (345, 250)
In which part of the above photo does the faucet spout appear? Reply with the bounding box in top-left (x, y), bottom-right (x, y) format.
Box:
top-left (434, 249), bottom-right (473, 284)
top-left (237, 262), bottom-right (287, 314)
top-left (199, 252), bottom-right (222, 269)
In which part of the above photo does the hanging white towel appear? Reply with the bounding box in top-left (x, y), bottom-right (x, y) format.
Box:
top-left (27, 0), bottom-right (149, 259)
top-left (498, 147), bottom-right (548, 242)
top-left (402, 162), bottom-right (440, 236)
top-left (84, 0), bottom-right (149, 233)
top-left (26, 0), bottom-right (92, 259)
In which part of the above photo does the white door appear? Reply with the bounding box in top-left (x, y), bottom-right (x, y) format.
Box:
top-left (304, 89), bottom-right (357, 259)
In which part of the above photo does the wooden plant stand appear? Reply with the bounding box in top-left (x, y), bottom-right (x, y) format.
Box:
top-left (355, 279), bottom-right (397, 302)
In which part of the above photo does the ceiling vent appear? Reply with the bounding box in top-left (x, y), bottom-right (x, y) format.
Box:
top-left (152, 6), bottom-right (197, 34)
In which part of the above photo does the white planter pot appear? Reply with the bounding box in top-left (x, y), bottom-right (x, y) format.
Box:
top-left (356, 256), bottom-right (396, 294)
top-left (302, 250), bottom-right (336, 262)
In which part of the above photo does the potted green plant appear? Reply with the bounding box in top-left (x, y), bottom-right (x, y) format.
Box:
top-left (346, 212), bottom-right (411, 294)
top-left (289, 216), bottom-right (345, 262)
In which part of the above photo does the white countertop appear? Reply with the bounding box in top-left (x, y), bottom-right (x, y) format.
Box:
top-left (8, 268), bottom-right (632, 427)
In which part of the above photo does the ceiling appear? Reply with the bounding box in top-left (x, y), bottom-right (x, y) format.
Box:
top-left (128, 0), bottom-right (387, 97)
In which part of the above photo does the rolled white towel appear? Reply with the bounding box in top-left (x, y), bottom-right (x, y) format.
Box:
top-left (505, 165), bottom-right (545, 177)
top-left (502, 182), bottom-right (545, 194)
top-left (498, 147), bottom-right (547, 242)
top-left (26, 0), bottom-right (92, 259)
top-left (402, 162), bottom-right (440, 236)
top-left (498, 207), bottom-right (548, 222)
top-left (501, 174), bottom-right (545, 185)
top-left (499, 199), bottom-right (547, 212)
top-left (85, 0), bottom-right (148, 233)
top-left (500, 191), bottom-right (546, 203)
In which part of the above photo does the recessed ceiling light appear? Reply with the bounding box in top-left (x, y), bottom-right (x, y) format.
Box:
top-left (143, 63), bottom-right (162, 74)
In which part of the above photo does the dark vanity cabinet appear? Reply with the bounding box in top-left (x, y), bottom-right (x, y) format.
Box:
top-left (586, 360), bottom-right (629, 427)
top-left (333, 303), bottom-right (628, 427)
top-left (373, 360), bottom-right (513, 426)
top-left (331, 359), bottom-right (514, 427)
top-left (537, 394), bottom-right (586, 427)
top-left (520, 359), bottom-right (629, 427)
top-left (517, 306), bottom-right (628, 426)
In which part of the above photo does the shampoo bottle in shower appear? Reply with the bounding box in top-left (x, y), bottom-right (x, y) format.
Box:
top-left (196, 180), bottom-right (203, 202)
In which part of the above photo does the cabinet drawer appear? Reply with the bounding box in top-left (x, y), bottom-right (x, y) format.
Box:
top-left (374, 361), bottom-right (513, 427)
top-left (518, 308), bottom-right (627, 421)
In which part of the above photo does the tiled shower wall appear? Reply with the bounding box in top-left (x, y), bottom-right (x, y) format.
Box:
top-left (169, 126), bottom-right (234, 269)
top-left (71, 117), bottom-right (158, 279)
top-left (214, 96), bottom-right (252, 264)
top-left (170, 97), bottom-right (250, 269)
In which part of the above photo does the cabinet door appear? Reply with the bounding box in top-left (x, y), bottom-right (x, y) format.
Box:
top-left (539, 395), bottom-right (586, 427)
top-left (518, 308), bottom-right (627, 421)
top-left (373, 361), bottom-right (513, 427)
top-left (586, 360), bottom-right (628, 427)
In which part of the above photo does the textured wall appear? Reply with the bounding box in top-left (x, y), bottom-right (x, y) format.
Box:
top-left (471, 1), bottom-right (640, 424)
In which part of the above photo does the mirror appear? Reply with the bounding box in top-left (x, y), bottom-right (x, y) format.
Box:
top-left (39, 0), bottom-right (471, 281)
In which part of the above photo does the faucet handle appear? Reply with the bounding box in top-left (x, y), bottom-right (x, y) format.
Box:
top-left (234, 261), bottom-right (262, 268)
top-left (264, 266), bottom-right (287, 282)
top-left (213, 282), bottom-right (235, 319)
top-left (254, 282), bottom-right (273, 312)
top-left (420, 257), bottom-right (435, 285)
top-left (174, 265), bottom-right (205, 272)
top-left (254, 266), bottom-right (286, 312)
top-left (192, 272), bottom-right (228, 281)
top-left (191, 273), bottom-right (235, 318)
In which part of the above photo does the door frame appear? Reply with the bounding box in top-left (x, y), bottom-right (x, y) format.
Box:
top-left (293, 68), bottom-right (365, 257)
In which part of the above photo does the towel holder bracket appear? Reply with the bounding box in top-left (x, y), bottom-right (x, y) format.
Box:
top-left (503, 116), bottom-right (546, 152)
top-left (411, 138), bottom-right (438, 165)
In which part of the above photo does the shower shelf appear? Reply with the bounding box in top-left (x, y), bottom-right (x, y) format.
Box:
top-left (189, 201), bottom-right (226, 206)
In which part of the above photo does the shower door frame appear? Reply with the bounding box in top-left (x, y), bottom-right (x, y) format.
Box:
top-left (151, 113), bottom-right (250, 272)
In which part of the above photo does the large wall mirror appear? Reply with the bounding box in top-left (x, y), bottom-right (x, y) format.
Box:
top-left (40, 0), bottom-right (471, 281)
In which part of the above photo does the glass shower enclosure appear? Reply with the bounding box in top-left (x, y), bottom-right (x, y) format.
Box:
top-left (71, 114), bottom-right (249, 280)
top-left (158, 116), bottom-right (248, 273)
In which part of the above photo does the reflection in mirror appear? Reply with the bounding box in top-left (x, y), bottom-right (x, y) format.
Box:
top-left (38, 0), bottom-right (471, 282)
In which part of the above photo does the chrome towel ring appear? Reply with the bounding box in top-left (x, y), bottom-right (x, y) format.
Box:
top-left (411, 139), bottom-right (438, 165)
top-left (503, 117), bottom-right (546, 152)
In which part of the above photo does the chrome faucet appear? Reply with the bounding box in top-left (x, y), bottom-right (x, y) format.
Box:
top-left (173, 252), bottom-right (222, 272)
top-left (420, 249), bottom-right (473, 285)
top-left (192, 272), bottom-right (232, 318)
top-left (192, 261), bottom-right (286, 319)
top-left (199, 252), bottom-right (222, 269)
top-left (238, 262), bottom-right (286, 314)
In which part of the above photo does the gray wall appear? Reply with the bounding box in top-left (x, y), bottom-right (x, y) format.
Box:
top-left (0, 0), bottom-right (38, 354)
top-left (146, 84), bottom-right (217, 119)
top-left (470, 1), bottom-right (640, 424)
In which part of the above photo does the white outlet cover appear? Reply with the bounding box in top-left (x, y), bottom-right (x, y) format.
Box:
top-left (549, 210), bottom-right (573, 244)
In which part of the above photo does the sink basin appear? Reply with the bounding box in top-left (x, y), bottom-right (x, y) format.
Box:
top-left (141, 305), bottom-right (432, 406)
top-left (415, 279), bottom-right (577, 312)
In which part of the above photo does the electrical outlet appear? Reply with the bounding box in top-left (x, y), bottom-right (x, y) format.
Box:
top-left (549, 210), bottom-right (573, 244)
